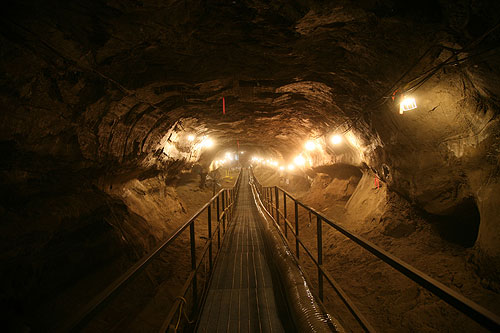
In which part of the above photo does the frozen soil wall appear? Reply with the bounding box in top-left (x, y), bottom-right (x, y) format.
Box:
top-left (253, 165), bottom-right (500, 332)
top-left (1, 164), bottom-right (225, 331)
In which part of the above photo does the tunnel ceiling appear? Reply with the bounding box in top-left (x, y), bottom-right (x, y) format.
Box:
top-left (4, 2), bottom-right (500, 322)
top-left (1, 0), bottom-right (499, 175)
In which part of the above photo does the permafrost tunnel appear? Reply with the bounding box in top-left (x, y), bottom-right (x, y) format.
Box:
top-left (1, 1), bottom-right (500, 332)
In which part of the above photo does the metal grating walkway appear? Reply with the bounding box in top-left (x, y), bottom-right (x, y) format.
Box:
top-left (197, 169), bottom-right (287, 332)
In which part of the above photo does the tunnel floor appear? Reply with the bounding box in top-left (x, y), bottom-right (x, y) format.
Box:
top-left (197, 169), bottom-right (287, 332)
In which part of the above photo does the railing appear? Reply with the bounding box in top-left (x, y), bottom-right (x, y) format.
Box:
top-left (62, 169), bottom-right (242, 332)
top-left (251, 169), bottom-right (500, 332)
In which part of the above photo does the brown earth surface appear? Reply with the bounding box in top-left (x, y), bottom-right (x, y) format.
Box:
top-left (253, 165), bottom-right (500, 332)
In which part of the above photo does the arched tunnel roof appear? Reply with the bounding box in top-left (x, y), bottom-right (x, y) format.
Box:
top-left (1, 0), bottom-right (500, 191)
top-left (2, 2), bottom-right (500, 331)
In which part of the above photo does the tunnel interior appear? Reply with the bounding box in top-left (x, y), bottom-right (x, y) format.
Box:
top-left (1, 0), bottom-right (500, 331)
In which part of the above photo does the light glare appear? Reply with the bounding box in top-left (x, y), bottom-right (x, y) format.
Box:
top-left (400, 96), bottom-right (417, 114)
top-left (331, 135), bottom-right (342, 145)
top-left (202, 137), bottom-right (214, 148)
top-left (305, 140), bottom-right (316, 151)
top-left (294, 155), bottom-right (305, 166)
top-left (187, 134), bottom-right (195, 142)
top-left (288, 164), bottom-right (295, 171)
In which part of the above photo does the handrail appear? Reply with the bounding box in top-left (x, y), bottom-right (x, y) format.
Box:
top-left (61, 169), bottom-right (242, 332)
top-left (251, 168), bottom-right (500, 332)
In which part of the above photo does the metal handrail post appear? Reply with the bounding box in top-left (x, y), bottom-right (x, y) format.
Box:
top-left (264, 187), bottom-right (268, 210)
top-left (207, 205), bottom-right (213, 272)
top-left (264, 187), bottom-right (271, 211)
top-left (295, 201), bottom-right (299, 259)
top-left (270, 188), bottom-right (274, 219)
top-left (189, 223), bottom-right (198, 305)
top-left (267, 187), bottom-right (270, 211)
top-left (229, 189), bottom-right (233, 220)
top-left (317, 214), bottom-right (323, 301)
top-left (222, 191), bottom-right (226, 233)
top-left (283, 191), bottom-right (287, 238)
top-left (226, 190), bottom-right (230, 222)
top-left (275, 186), bottom-right (280, 226)
top-left (216, 196), bottom-right (220, 249)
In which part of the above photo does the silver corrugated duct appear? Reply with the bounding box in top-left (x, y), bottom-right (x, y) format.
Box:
top-left (250, 175), bottom-right (344, 333)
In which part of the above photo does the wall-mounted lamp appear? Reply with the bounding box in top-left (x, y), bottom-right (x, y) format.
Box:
top-left (400, 96), bottom-right (417, 114)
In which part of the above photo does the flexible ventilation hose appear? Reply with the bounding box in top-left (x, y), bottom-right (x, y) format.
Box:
top-left (250, 177), bottom-right (344, 333)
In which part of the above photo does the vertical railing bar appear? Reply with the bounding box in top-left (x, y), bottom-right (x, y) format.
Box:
top-left (270, 188), bottom-right (274, 219)
top-left (267, 187), bottom-right (270, 212)
top-left (230, 189), bottom-right (232, 219)
top-left (283, 191), bottom-right (287, 239)
top-left (207, 204), bottom-right (213, 272)
top-left (216, 195), bottom-right (221, 249)
top-left (275, 186), bottom-right (280, 227)
top-left (295, 201), bottom-right (299, 259)
top-left (189, 222), bottom-right (198, 305)
top-left (317, 213), bottom-right (323, 301)
top-left (222, 191), bottom-right (226, 234)
top-left (226, 189), bottom-right (230, 223)
top-left (269, 188), bottom-right (271, 212)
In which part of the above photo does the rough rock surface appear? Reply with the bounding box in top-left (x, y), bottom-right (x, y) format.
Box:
top-left (254, 167), bottom-right (499, 332)
top-left (1, 0), bottom-right (500, 331)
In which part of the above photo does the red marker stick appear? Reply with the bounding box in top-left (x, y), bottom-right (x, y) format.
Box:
top-left (223, 97), bottom-right (226, 115)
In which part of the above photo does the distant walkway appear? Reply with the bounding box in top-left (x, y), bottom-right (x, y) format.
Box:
top-left (197, 169), bottom-right (287, 332)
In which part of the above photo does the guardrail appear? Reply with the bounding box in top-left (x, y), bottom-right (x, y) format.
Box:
top-left (251, 169), bottom-right (500, 332)
top-left (62, 169), bottom-right (242, 332)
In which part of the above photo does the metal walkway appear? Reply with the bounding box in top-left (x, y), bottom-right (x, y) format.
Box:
top-left (197, 169), bottom-right (287, 332)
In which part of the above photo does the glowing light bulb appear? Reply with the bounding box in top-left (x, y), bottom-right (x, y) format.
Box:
top-left (187, 134), bottom-right (195, 142)
top-left (294, 155), bottom-right (305, 166)
top-left (201, 137), bottom-right (214, 148)
top-left (331, 135), bottom-right (342, 145)
top-left (305, 140), bottom-right (316, 151)
top-left (288, 164), bottom-right (295, 171)
top-left (400, 96), bottom-right (417, 114)
top-left (279, 166), bottom-right (285, 171)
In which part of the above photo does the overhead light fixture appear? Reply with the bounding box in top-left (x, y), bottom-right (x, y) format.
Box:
top-left (201, 137), bottom-right (214, 148)
top-left (305, 140), bottom-right (316, 151)
top-left (187, 134), bottom-right (195, 142)
top-left (400, 96), bottom-right (417, 114)
top-left (294, 155), bottom-right (305, 166)
top-left (330, 135), bottom-right (342, 145)
top-left (287, 164), bottom-right (295, 171)
top-left (279, 166), bottom-right (285, 171)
